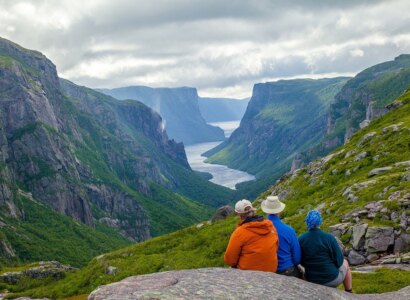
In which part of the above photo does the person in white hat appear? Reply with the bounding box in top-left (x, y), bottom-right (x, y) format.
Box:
top-left (261, 195), bottom-right (302, 277)
top-left (224, 199), bottom-right (279, 272)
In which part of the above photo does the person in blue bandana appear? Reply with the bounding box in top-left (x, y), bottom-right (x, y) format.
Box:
top-left (299, 210), bottom-right (353, 292)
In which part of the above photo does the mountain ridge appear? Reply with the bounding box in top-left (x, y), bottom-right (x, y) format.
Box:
top-left (98, 86), bottom-right (225, 145)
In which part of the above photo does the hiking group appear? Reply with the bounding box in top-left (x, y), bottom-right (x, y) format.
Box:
top-left (224, 196), bottom-right (353, 293)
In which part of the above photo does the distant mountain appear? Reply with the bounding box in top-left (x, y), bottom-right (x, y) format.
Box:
top-left (205, 77), bottom-right (349, 198)
top-left (0, 37), bottom-right (234, 265)
top-left (98, 86), bottom-right (225, 145)
top-left (198, 97), bottom-right (249, 122)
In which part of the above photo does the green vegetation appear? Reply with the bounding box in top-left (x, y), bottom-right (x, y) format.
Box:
top-left (2, 89), bottom-right (410, 295)
top-left (0, 195), bottom-right (130, 268)
top-left (3, 217), bottom-right (237, 299)
top-left (274, 89), bottom-right (410, 233)
top-left (352, 268), bottom-right (410, 294)
top-left (206, 77), bottom-right (349, 198)
top-left (324, 54), bottom-right (410, 150)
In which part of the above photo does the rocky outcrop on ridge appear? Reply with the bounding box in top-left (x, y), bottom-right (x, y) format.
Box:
top-left (324, 54), bottom-right (410, 150)
top-left (0, 261), bottom-right (77, 284)
top-left (88, 268), bottom-right (410, 300)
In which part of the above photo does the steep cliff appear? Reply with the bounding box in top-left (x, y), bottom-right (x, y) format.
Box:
top-left (324, 54), bottom-right (410, 149)
top-left (205, 77), bottom-right (349, 197)
top-left (0, 37), bottom-right (234, 264)
top-left (98, 86), bottom-right (225, 145)
top-left (198, 97), bottom-right (249, 123)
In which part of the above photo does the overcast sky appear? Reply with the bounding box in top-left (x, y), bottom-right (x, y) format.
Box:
top-left (1, 0), bottom-right (409, 98)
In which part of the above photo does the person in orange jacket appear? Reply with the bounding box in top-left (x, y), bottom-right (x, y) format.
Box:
top-left (224, 199), bottom-right (279, 272)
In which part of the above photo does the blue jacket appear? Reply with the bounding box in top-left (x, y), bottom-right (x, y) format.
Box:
top-left (267, 215), bottom-right (301, 271)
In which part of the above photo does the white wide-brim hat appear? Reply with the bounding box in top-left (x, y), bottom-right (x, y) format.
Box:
top-left (261, 195), bottom-right (285, 214)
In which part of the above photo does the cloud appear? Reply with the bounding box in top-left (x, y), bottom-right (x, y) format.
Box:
top-left (0, 0), bottom-right (409, 98)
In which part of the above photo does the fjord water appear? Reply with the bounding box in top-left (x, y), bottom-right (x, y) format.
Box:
top-left (185, 121), bottom-right (255, 189)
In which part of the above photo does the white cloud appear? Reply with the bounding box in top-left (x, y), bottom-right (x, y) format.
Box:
top-left (0, 0), bottom-right (409, 98)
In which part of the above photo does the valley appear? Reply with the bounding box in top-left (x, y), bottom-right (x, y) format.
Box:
top-left (1, 2), bottom-right (410, 297)
top-left (185, 121), bottom-right (255, 189)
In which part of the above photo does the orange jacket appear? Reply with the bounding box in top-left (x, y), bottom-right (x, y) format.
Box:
top-left (224, 218), bottom-right (279, 272)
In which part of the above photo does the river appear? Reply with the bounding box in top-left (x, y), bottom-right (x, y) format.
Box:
top-left (185, 121), bottom-right (255, 190)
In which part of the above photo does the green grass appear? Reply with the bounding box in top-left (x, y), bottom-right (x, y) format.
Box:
top-left (4, 214), bottom-right (410, 298)
top-left (0, 195), bottom-right (130, 268)
top-left (269, 90), bottom-right (410, 233)
top-left (3, 217), bottom-right (237, 299)
top-left (352, 268), bottom-right (410, 294)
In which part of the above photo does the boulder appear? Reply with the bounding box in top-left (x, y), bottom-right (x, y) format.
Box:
top-left (88, 267), bottom-right (410, 300)
top-left (367, 253), bottom-right (380, 262)
top-left (0, 271), bottom-right (23, 284)
top-left (368, 167), bottom-right (392, 177)
top-left (357, 132), bottom-right (377, 146)
top-left (24, 267), bottom-right (65, 280)
top-left (402, 173), bottom-right (410, 181)
top-left (354, 151), bottom-right (368, 161)
top-left (365, 227), bottom-right (394, 253)
top-left (348, 250), bottom-right (367, 266)
top-left (395, 161), bottom-right (410, 167)
top-left (394, 234), bottom-right (410, 254)
top-left (352, 223), bottom-right (368, 250)
top-left (106, 266), bottom-right (118, 276)
top-left (329, 223), bottom-right (351, 238)
top-left (210, 206), bottom-right (235, 223)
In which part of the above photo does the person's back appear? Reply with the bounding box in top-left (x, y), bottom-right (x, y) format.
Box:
top-left (262, 196), bottom-right (301, 276)
top-left (299, 210), bottom-right (353, 293)
top-left (224, 200), bottom-right (279, 272)
top-left (299, 228), bottom-right (343, 284)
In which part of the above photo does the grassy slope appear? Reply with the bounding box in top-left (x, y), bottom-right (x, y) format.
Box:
top-left (6, 216), bottom-right (410, 298)
top-left (324, 56), bottom-right (410, 146)
top-left (0, 195), bottom-right (130, 268)
top-left (270, 89), bottom-right (410, 234)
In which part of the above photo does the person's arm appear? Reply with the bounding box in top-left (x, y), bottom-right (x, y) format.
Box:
top-left (224, 229), bottom-right (243, 268)
top-left (291, 229), bottom-right (302, 266)
top-left (329, 235), bottom-right (344, 268)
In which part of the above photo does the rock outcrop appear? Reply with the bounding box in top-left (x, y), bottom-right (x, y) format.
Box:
top-left (324, 54), bottom-right (410, 152)
top-left (0, 261), bottom-right (76, 284)
top-left (88, 268), bottom-right (410, 300)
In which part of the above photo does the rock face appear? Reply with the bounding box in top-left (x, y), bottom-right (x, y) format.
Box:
top-left (352, 224), bottom-right (368, 250)
top-left (365, 227), bottom-right (395, 253)
top-left (88, 268), bottom-right (410, 300)
top-left (323, 54), bottom-right (410, 152)
top-left (98, 86), bottom-right (225, 145)
top-left (0, 37), bottom-right (233, 259)
top-left (0, 261), bottom-right (76, 284)
top-left (210, 205), bottom-right (235, 222)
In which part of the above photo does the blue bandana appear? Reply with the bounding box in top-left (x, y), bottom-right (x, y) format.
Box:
top-left (305, 210), bottom-right (322, 230)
